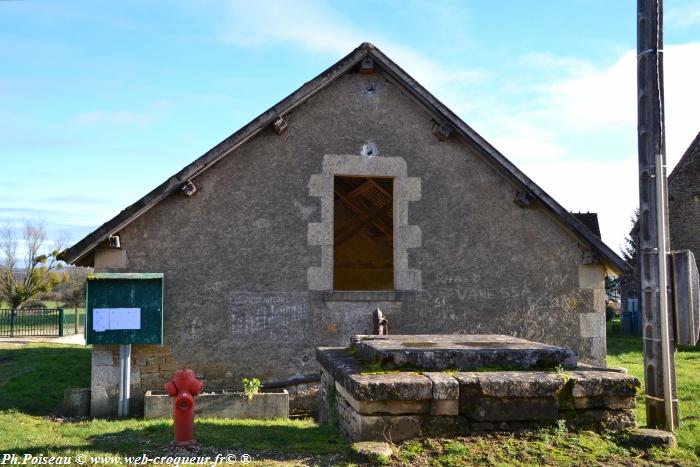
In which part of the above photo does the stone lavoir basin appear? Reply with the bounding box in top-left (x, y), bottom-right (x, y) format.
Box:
top-left (351, 334), bottom-right (578, 371)
top-left (318, 335), bottom-right (640, 442)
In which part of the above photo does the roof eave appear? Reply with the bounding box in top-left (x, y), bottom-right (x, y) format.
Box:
top-left (60, 43), bottom-right (373, 265)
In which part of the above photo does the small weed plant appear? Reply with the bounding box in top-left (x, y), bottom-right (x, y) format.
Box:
top-left (241, 377), bottom-right (262, 400)
top-left (553, 419), bottom-right (568, 442)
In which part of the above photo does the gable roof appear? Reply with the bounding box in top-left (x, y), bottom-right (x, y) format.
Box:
top-left (572, 212), bottom-right (601, 239)
top-left (61, 42), bottom-right (628, 274)
top-left (669, 130), bottom-right (700, 182)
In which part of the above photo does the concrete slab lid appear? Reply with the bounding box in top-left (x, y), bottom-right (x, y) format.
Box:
top-left (354, 334), bottom-right (570, 351)
top-left (352, 334), bottom-right (578, 371)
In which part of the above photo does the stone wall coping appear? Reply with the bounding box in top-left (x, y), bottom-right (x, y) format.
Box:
top-left (317, 347), bottom-right (361, 384)
top-left (455, 372), bottom-right (566, 398)
top-left (423, 372), bottom-right (459, 400)
top-left (317, 347), bottom-right (640, 403)
top-left (346, 373), bottom-right (433, 402)
top-left (568, 370), bottom-right (641, 397)
top-left (317, 347), bottom-right (432, 401)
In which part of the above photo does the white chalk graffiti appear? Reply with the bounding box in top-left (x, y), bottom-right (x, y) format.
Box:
top-left (229, 291), bottom-right (309, 338)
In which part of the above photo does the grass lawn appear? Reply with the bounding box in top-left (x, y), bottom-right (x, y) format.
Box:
top-left (0, 343), bottom-right (350, 466)
top-left (0, 344), bottom-right (90, 414)
top-left (0, 411), bottom-right (347, 465)
top-left (606, 324), bottom-right (700, 463)
top-left (0, 330), bottom-right (699, 466)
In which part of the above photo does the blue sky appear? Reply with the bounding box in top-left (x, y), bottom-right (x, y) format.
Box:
top-left (1, 0), bottom-right (699, 256)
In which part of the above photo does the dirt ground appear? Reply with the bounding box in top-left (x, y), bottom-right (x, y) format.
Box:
top-left (0, 333), bottom-right (86, 345)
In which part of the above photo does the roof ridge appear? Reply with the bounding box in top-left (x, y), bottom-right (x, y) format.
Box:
top-left (61, 42), bottom-right (627, 273)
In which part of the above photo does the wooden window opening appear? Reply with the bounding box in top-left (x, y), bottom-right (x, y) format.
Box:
top-left (333, 176), bottom-right (394, 290)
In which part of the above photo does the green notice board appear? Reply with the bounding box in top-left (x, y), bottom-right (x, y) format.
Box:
top-left (86, 273), bottom-right (163, 345)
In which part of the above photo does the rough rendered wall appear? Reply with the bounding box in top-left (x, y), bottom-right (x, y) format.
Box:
top-left (669, 142), bottom-right (700, 269)
top-left (90, 70), bottom-right (607, 416)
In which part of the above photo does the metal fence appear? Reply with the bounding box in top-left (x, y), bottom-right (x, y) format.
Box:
top-left (62, 308), bottom-right (86, 335)
top-left (0, 308), bottom-right (65, 337)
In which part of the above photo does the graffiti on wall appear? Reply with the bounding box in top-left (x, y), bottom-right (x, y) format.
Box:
top-left (228, 291), bottom-right (309, 339)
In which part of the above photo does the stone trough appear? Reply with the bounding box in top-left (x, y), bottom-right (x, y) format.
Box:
top-left (318, 335), bottom-right (639, 442)
top-left (144, 389), bottom-right (289, 420)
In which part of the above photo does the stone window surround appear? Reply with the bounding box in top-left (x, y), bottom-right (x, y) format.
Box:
top-left (307, 154), bottom-right (422, 291)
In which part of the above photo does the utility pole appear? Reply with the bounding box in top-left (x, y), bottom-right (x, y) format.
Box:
top-left (636, 0), bottom-right (678, 430)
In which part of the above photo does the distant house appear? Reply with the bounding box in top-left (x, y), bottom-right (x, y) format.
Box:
top-left (61, 43), bottom-right (626, 417)
top-left (621, 131), bottom-right (700, 334)
top-left (571, 212), bottom-right (601, 240)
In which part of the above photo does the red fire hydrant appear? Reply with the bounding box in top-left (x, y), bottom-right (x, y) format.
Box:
top-left (165, 369), bottom-right (204, 447)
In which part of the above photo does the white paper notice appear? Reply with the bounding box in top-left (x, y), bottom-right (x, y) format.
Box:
top-left (109, 308), bottom-right (141, 330)
top-left (92, 308), bottom-right (141, 332)
top-left (93, 309), bottom-right (110, 332)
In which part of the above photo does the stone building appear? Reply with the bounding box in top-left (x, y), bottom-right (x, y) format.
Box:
top-left (621, 131), bottom-right (700, 334)
top-left (62, 43), bottom-right (627, 417)
top-left (669, 132), bottom-right (700, 270)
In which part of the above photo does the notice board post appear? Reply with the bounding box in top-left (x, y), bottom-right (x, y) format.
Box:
top-left (86, 273), bottom-right (164, 417)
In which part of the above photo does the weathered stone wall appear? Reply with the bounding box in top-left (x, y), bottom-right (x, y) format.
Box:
top-left (89, 69), bottom-right (609, 416)
top-left (90, 342), bottom-right (174, 417)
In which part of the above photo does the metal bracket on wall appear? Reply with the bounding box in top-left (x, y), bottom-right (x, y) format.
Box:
top-left (373, 308), bottom-right (388, 335)
top-left (582, 250), bottom-right (598, 265)
top-left (273, 116), bottom-right (288, 135)
top-left (181, 180), bottom-right (197, 197)
top-left (360, 56), bottom-right (374, 74)
top-left (432, 120), bottom-right (453, 141)
top-left (514, 190), bottom-right (534, 208)
top-left (108, 235), bottom-right (121, 249)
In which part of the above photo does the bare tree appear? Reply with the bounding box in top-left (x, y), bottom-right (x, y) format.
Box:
top-left (0, 222), bottom-right (65, 309)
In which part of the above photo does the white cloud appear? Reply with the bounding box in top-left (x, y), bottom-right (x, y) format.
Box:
top-left (217, 1), bottom-right (700, 254)
top-left (544, 51), bottom-right (637, 131)
top-left (487, 117), bottom-right (567, 162)
top-left (663, 43), bottom-right (700, 162)
top-left (219, 0), bottom-right (487, 91)
top-left (74, 110), bottom-right (153, 127)
top-left (666, 0), bottom-right (700, 28)
top-left (507, 43), bottom-right (700, 251)
top-left (519, 52), bottom-right (596, 78)
top-left (521, 156), bottom-right (639, 253)
top-left (221, 0), bottom-right (353, 55)
top-left (72, 100), bottom-right (172, 128)
top-left (530, 43), bottom-right (700, 166)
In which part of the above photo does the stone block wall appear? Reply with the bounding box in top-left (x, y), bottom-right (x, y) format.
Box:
top-left (90, 344), bottom-right (175, 417)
